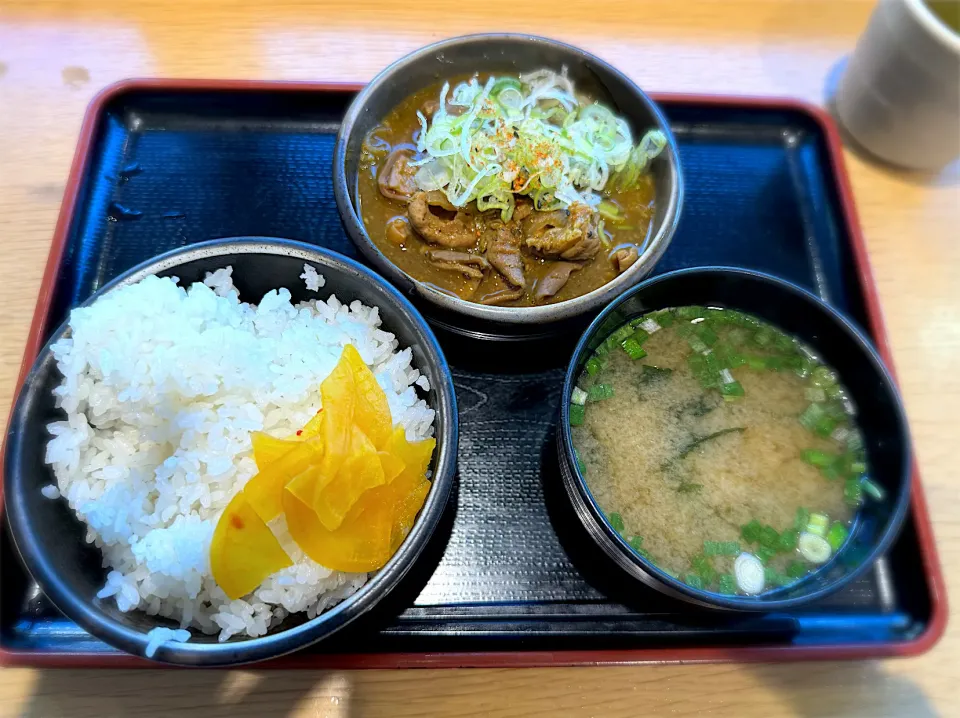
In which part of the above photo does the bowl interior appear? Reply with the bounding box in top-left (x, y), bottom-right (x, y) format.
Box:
top-left (560, 268), bottom-right (911, 610)
top-left (4, 240), bottom-right (456, 664)
top-left (336, 34), bottom-right (682, 327)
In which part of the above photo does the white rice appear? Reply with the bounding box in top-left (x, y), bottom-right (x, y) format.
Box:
top-left (300, 263), bottom-right (325, 292)
top-left (43, 266), bottom-right (435, 643)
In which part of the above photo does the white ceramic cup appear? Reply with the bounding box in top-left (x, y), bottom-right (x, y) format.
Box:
top-left (835, 0), bottom-right (960, 171)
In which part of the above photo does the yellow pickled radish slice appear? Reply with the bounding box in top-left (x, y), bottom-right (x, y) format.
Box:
top-left (317, 352), bottom-right (357, 490)
top-left (282, 487), bottom-right (392, 573)
top-left (341, 344), bottom-right (392, 449)
top-left (378, 451), bottom-right (405, 483)
top-left (391, 478), bottom-right (431, 551)
top-left (251, 431), bottom-right (301, 469)
top-left (284, 464), bottom-right (321, 514)
top-left (384, 428), bottom-right (436, 478)
top-left (211, 492), bottom-right (292, 600)
top-left (299, 409), bottom-right (324, 439)
top-left (244, 437), bottom-right (323, 523)
top-left (314, 426), bottom-right (384, 531)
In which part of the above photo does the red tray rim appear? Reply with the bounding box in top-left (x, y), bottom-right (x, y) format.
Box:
top-left (0, 78), bottom-right (947, 669)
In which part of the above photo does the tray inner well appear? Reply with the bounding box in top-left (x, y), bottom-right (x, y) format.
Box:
top-left (1, 88), bottom-right (933, 655)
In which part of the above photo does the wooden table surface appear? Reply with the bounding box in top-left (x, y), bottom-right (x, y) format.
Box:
top-left (1, 1), bottom-right (958, 715)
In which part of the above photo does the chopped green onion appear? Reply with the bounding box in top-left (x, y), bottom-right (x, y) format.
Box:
top-left (805, 387), bottom-right (827, 403)
top-left (844, 477), bottom-right (864, 507)
top-left (734, 553), bottom-right (765, 595)
top-left (628, 535), bottom-right (643, 551)
top-left (800, 449), bottom-right (835, 467)
top-left (779, 528), bottom-right (800, 552)
top-left (763, 356), bottom-right (786, 372)
top-left (807, 513), bottom-right (829, 537)
top-left (849, 460), bottom-right (867, 477)
top-left (653, 310), bottom-right (675, 327)
top-left (587, 384), bottom-right (614, 401)
top-left (741, 519), bottom-right (763, 544)
top-left (571, 387), bottom-right (588, 406)
top-left (714, 343), bottom-right (746, 368)
top-left (607, 512), bottom-right (625, 533)
top-left (621, 337), bottom-right (647, 360)
top-left (847, 431), bottom-right (864, 453)
top-left (821, 461), bottom-right (846, 482)
top-left (811, 366), bottom-right (837, 388)
top-left (594, 343), bottom-right (610, 357)
top-left (585, 357), bottom-right (602, 376)
top-left (773, 333), bottom-right (795, 353)
top-left (720, 379), bottom-right (745, 400)
top-left (628, 326), bottom-right (651, 344)
top-left (687, 354), bottom-right (716, 389)
top-left (702, 350), bottom-right (723, 377)
top-left (798, 532), bottom-right (832, 564)
top-left (799, 403), bottom-right (837, 436)
top-left (745, 355), bottom-right (767, 371)
top-left (788, 355), bottom-right (815, 378)
top-left (704, 540), bottom-right (740, 557)
top-left (861, 477), bottom-right (886, 501)
top-left (794, 507), bottom-right (811, 531)
top-left (569, 403), bottom-right (585, 426)
top-left (686, 334), bottom-right (710, 354)
top-left (753, 328), bottom-right (774, 348)
top-left (758, 525), bottom-right (780, 549)
top-left (685, 574), bottom-right (704, 590)
top-left (786, 560), bottom-right (807, 579)
top-left (756, 546), bottom-right (777, 564)
top-left (605, 324), bottom-right (635, 347)
top-left (825, 383), bottom-right (845, 400)
top-left (695, 324), bottom-right (719, 347)
top-left (691, 554), bottom-right (717, 584)
top-left (676, 306), bottom-right (706, 320)
top-left (718, 574), bottom-right (737, 595)
top-left (826, 521), bottom-right (849, 551)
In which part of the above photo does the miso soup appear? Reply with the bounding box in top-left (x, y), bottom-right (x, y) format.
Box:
top-left (570, 306), bottom-right (883, 596)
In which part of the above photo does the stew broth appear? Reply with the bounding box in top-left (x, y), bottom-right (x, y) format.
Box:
top-left (357, 78), bottom-right (658, 307)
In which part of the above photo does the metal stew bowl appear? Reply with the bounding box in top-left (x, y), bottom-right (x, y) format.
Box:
top-left (334, 33), bottom-right (684, 340)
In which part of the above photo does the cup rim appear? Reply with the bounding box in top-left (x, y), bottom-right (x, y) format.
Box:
top-left (904, 0), bottom-right (960, 53)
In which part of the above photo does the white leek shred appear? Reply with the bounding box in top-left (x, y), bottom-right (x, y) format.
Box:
top-left (413, 68), bottom-right (667, 221)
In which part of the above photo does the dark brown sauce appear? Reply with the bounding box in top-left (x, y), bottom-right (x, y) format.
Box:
top-left (357, 79), bottom-right (657, 307)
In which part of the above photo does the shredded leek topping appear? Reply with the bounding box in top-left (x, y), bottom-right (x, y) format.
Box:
top-left (413, 69), bottom-right (668, 221)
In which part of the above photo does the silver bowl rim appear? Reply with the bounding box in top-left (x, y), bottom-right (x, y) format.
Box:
top-left (3, 237), bottom-right (458, 665)
top-left (333, 32), bottom-right (685, 325)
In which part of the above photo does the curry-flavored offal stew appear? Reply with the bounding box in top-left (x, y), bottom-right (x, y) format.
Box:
top-left (357, 71), bottom-right (665, 307)
top-left (570, 307), bottom-right (885, 597)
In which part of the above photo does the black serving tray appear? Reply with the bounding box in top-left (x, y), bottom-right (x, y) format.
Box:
top-left (0, 81), bottom-right (945, 667)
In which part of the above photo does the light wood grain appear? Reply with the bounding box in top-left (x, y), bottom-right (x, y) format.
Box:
top-left (1, 1), bottom-right (958, 716)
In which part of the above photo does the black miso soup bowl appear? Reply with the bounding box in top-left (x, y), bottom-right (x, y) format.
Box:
top-left (557, 267), bottom-right (912, 611)
top-left (3, 238), bottom-right (458, 665)
top-left (334, 33), bottom-right (683, 341)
